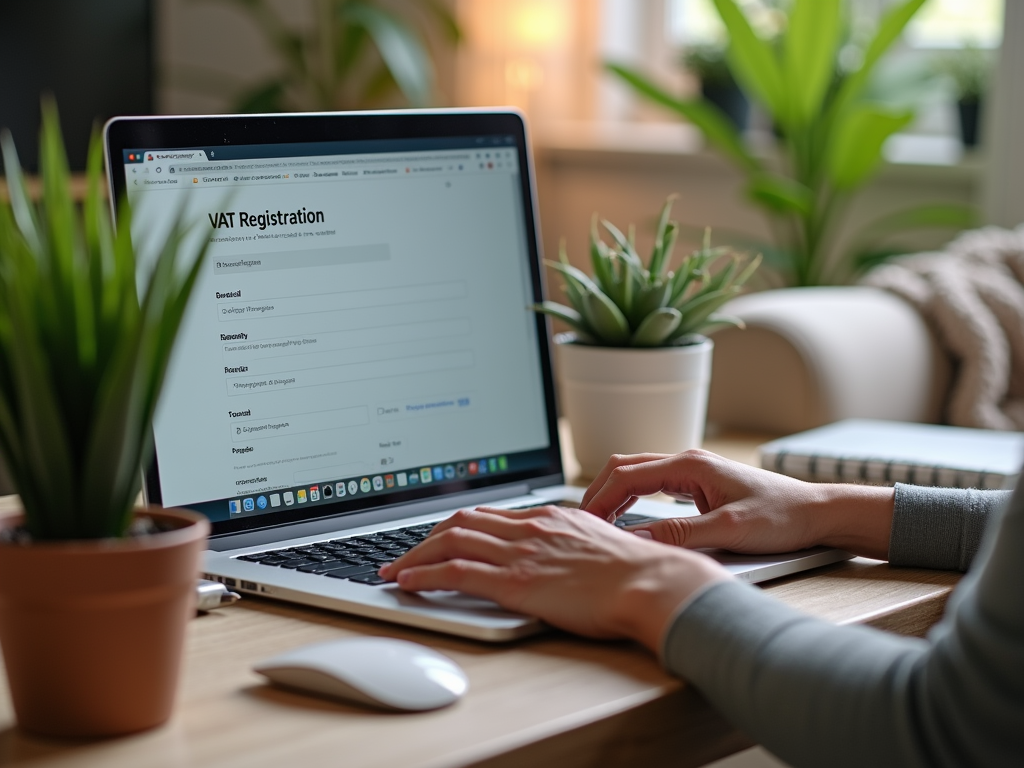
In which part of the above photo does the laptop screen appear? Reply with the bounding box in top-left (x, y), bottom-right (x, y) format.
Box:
top-left (106, 113), bottom-right (560, 535)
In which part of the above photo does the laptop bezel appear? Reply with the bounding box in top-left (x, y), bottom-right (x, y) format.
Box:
top-left (104, 109), bottom-right (564, 539)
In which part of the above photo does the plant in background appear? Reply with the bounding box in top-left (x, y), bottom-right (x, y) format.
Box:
top-left (192, 0), bottom-right (461, 112)
top-left (933, 43), bottom-right (992, 148)
top-left (683, 42), bottom-right (750, 131)
top-left (532, 196), bottom-right (761, 348)
top-left (608, 0), bottom-right (976, 286)
top-left (0, 104), bottom-right (207, 540)
top-left (683, 42), bottom-right (735, 89)
top-left (933, 43), bottom-right (991, 103)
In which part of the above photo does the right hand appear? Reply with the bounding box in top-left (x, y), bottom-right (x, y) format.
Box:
top-left (580, 450), bottom-right (895, 559)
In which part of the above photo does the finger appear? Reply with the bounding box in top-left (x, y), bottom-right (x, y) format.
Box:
top-left (584, 452), bottom-right (720, 521)
top-left (381, 527), bottom-right (516, 578)
top-left (632, 512), bottom-right (736, 550)
top-left (428, 507), bottom-right (550, 540)
top-left (393, 560), bottom-right (512, 603)
top-left (580, 453), bottom-right (671, 511)
top-left (583, 455), bottom-right (689, 520)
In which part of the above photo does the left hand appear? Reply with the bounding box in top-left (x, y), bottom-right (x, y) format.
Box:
top-left (379, 505), bottom-right (731, 653)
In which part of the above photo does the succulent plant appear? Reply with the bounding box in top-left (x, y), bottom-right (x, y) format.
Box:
top-left (533, 196), bottom-right (760, 348)
top-left (0, 104), bottom-right (207, 540)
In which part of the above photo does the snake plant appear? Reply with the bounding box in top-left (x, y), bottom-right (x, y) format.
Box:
top-left (533, 196), bottom-right (760, 348)
top-left (0, 104), bottom-right (207, 540)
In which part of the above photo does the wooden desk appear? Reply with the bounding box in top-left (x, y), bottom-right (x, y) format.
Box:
top-left (0, 433), bottom-right (959, 768)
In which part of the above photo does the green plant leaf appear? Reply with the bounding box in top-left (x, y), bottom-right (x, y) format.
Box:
top-left (530, 301), bottom-right (593, 338)
top-left (347, 4), bottom-right (433, 106)
top-left (631, 307), bottom-right (682, 347)
top-left (589, 215), bottom-right (616, 295)
top-left (830, 0), bottom-right (927, 119)
top-left (582, 290), bottom-right (631, 345)
top-left (854, 202), bottom-right (979, 245)
top-left (783, 0), bottom-right (841, 125)
top-left (747, 173), bottom-right (814, 215)
top-left (711, 0), bottom-right (788, 124)
top-left (648, 196), bottom-right (678, 279)
top-left (605, 63), bottom-right (761, 173)
top-left (629, 281), bottom-right (671, 328)
top-left (235, 80), bottom-right (289, 113)
top-left (827, 105), bottom-right (913, 189)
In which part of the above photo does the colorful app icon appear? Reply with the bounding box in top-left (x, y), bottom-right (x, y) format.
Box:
top-left (433, 466), bottom-right (444, 481)
top-left (468, 461), bottom-right (478, 475)
top-left (456, 462), bottom-right (467, 478)
top-left (270, 493), bottom-right (281, 507)
top-left (385, 474), bottom-right (395, 489)
top-left (421, 467), bottom-right (433, 483)
top-left (322, 484), bottom-right (333, 499)
top-left (348, 480), bottom-right (359, 495)
top-left (478, 459), bottom-right (488, 474)
top-left (360, 477), bottom-right (371, 493)
top-left (409, 472), bottom-right (420, 485)
top-left (309, 485), bottom-right (320, 502)
top-left (396, 472), bottom-right (408, 487)
top-left (284, 491), bottom-right (294, 506)
top-left (444, 464), bottom-right (455, 480)
top-left (228, 499), bottom-right (241, 515)
top-left (243, 497), bottom-right (255, 512)
top-left (335, 482), bottom-right (346, 498)
top-left (297, 489), bottom-right (307, 503)
top-left (256, 495), bottom-right (268, 510)
top-left (488, 458), bottom-right (498, 473)
top-left (498, 456), bottom-right (508, 471)
top-left (372, 475), bottom-right (384, 491)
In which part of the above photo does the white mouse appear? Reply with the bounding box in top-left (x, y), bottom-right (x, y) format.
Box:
top-left (253, 637), bottom-right (468, 711)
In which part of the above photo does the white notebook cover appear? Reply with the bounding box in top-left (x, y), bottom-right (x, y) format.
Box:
top-left (759, 419), bottom-right (1024, 489)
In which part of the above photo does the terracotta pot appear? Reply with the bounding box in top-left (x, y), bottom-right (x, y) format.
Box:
top-left (0, 507), bottom-right (209, 738)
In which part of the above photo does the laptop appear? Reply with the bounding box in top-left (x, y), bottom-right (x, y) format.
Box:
top-left (104, 109), bottom-right (851, 641)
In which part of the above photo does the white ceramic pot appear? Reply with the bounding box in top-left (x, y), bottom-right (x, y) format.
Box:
top-left (555, 336), bottom-right (714, 478)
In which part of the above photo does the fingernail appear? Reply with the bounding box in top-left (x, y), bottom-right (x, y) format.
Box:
top-left (632, 529), bottom-right (653, 539)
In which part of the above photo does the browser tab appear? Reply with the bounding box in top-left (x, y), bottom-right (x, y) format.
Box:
top-left (143, 150), bottom-right (209, 164)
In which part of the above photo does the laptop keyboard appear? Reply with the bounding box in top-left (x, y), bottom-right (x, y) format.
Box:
top-left (233, 509), bottom-right (659, 587)
top-left (234, 522), bottom-right (438, 586)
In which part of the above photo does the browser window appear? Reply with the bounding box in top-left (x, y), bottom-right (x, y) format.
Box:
top-left (125, 136), bottom-right (550, 523)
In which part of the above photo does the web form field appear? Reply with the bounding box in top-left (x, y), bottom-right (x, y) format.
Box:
top-left (223, 318), bottom-right (470, 361)
top-left (231, 406), bottom-right (369, 442)
top-left (213, 244), bottom-right (389, 275)
top-left (226, 350), bottom-right (475, 396)
top-left (217, 281), bottom-right (466, 322)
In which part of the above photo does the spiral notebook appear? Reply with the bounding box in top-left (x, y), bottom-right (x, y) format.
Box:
top-left (759, 419), bottom-right (1024, 490)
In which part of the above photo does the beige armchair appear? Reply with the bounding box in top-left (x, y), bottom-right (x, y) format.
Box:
top-left (707, 287), bottom-right (950, 435)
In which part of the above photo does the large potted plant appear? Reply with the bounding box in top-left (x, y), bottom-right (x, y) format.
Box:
top-left (0, 106), bottom-right (209, 738)
top-left (608, 0), bottom-right (976, 285)
top-left (534, 197), bottom-right (760, 478)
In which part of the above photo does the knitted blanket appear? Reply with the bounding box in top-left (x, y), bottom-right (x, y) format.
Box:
top-left (862, 227), bottom-right (1024, 431)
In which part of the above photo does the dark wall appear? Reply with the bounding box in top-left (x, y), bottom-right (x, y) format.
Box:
top-left (0, 0), bottom-right (152, 173)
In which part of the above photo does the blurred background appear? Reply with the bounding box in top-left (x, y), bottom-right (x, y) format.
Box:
top-left (0, 0), bottom-right (1016, 284)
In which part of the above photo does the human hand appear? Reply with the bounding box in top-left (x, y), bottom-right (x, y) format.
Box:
top-left (581, 450), bottom-right (895, 560)
top-left (378, 505), bottom-right (730, 653)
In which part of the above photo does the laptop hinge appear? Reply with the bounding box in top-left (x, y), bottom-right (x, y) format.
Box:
top-left (208, 482), bottom-right (535, 551)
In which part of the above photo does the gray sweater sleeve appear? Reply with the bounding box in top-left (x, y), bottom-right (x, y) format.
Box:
top-left (662, 482), bottom-right (1024, 768)
top-left (888, 484), bottom-right (1009, 571)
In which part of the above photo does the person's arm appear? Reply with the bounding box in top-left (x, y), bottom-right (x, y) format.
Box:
top-left (662, 481), bottom-right (1024, 768)
top-left (580, 450), bottom-right (1009, 569)
top-left (889, 484), bottom-right (1009, 571)
top-left (382, 451), bottom-right (1023, 766)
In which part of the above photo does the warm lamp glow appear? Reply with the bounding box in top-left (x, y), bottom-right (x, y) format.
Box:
top-left (509, 0), bottom-right (569, 51)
